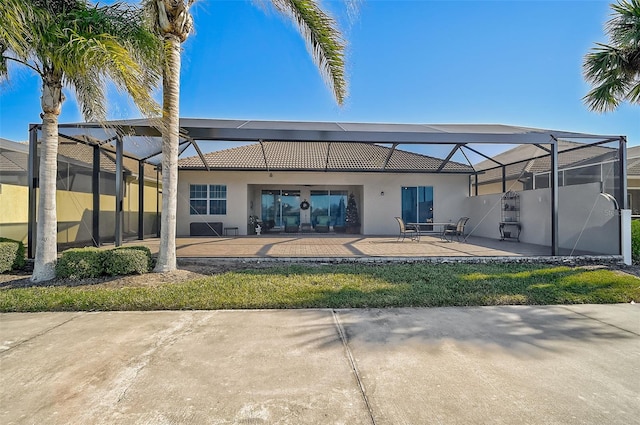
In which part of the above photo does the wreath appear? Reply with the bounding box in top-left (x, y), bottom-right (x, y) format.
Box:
top-left (300, 200), bottom-right (310, 210)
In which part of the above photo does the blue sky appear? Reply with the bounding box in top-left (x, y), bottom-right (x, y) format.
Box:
top-left (0, 0), bottom-right (637, 154)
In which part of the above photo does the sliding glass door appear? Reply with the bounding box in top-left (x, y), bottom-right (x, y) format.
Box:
top-left (401, 186), bottom-right (433, 223)
top-left (261, 189), bottom-right (300, 227)
top-left (310, 190), bottom-right (347, 228)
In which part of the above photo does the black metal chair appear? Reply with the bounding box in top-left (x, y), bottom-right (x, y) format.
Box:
top-left (315, 215), bottom-right (331, 233)
top-left (395, 217), bottom-right (419, 242)
top-left (441, 217), bottom-right (470, 242)
top-left (284, 216), bottom-right (299, 233)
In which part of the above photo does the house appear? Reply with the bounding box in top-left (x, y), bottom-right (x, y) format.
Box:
top-left (626, 146), bottom-right (640, 216)
top-left (10, 118), bottom-right (628, 259)
top-left (176, 141), bottom-right (474, 236)
top-left (473, 140), bottom-right (619, 195)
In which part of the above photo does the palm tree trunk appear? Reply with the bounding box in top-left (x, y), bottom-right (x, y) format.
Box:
top-left (31, 73), bottom-right (63, 282)
top-left (154, 34), bottom-right (181, 272)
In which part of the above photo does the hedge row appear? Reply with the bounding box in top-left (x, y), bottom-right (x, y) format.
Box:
top-left (55, 246), bottom-right (153, 279)
top-left (0, 238), bottom-right (26, 273)
top-left (632, 220), bottom-right (640, 264)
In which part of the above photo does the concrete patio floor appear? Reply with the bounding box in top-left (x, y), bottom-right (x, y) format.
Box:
top-left (123, 234), bottom-right (556, 260)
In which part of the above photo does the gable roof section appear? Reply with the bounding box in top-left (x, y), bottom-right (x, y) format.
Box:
top-left (178, 142), bottom-right (474, 173)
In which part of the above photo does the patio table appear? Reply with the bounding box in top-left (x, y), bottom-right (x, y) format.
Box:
top-left (408, 222), bottom-right (451, 237)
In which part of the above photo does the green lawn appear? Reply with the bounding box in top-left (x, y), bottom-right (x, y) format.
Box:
top-left (1, 264), bottom-right (638, 312)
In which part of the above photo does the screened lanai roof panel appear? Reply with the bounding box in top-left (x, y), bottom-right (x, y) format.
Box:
top-left (120, 136), bottom-right (164, 160)
top-left (53, 118), bottom-right (623, 168)
top-left (178, 141), bottom-right (475, 173)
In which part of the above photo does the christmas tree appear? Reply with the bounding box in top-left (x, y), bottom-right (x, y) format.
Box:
top-left (345, 193), bottom-right (360, 226)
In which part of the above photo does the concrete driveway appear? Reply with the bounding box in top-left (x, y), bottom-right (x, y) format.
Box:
top-left (1, 305), bottom-right (638, 424)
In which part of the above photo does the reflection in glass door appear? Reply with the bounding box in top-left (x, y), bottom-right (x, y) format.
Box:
top-left (310, 190), bottom-right (348, 229)
top-left (401, 186), bottom-right (433, 224)
top-left (261, 190), bottom-right (280, 227)
top-left (261, 190), bottom-right (300, 227)
top-left (281, 190), bottom-right (300, 228)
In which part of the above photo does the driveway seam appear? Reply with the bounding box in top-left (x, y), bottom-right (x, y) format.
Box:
top-left (0, 313), bottom-right (82, 355)
top-left (331, 309), bottom-right (377, 425)
top-left (559, 306), bottom-right (640, 336)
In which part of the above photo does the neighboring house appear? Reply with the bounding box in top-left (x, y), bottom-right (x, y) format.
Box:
top-left (0, 138), bottom-right (29, 242)
top-left (473, 140), bottom-right (620, 196)
top-left (0, 137), bottom-right (161, 245)
top-left (626, 146), bottom-right (640, 216)
top-left (177, 142), bottom-right (475, 236)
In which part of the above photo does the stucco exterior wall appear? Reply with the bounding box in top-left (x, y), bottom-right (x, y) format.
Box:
top-left (0, 183), bottom-right (29, 242)
top-left (0, 182), bottom-right (160, 246)
top-left (463, 182), bottom-right (619, 255)
top-left (177, 170), bottom-right (470, 236)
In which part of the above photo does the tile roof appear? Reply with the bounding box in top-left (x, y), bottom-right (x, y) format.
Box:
top-left (627, 146), bottom-right (640, 176)
top-left (0, 149), bottom-right (28, 173)
top-left (178, 142), bottom-right (474, 173)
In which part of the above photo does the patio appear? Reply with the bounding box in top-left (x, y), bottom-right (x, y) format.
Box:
top-left (121, 234), bottom-right (568, 260)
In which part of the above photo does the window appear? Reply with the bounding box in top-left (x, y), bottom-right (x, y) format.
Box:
top-left (401, 186), bottom-right (433, 223)
top-left (209, 185), bottom-right (227, 215)
top-left (190, 184), bottom-right (226, 215)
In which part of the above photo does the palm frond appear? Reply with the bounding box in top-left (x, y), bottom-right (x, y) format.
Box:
top-left (2, 0), bottom-right (161, 118)
top-left (0, 0), bottom-right (42, 78)
top-left (269, 0), bottom-right (347, 105)
top-left (583, 0), bottom-right (640, 112)
top-left (66, 68), bottom-right (107, 121)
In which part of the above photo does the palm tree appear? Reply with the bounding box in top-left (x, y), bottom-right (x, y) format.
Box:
top-left (1, 0), bottom-right (162, 282)
top-left (583, 0), bottom-right (640, 112)
top-left (146, 0), bottom-right (348, 272)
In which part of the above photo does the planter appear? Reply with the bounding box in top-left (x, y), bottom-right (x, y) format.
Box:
top-left (345, 225), bottom-right (361, 234)
top-left (333, 225), bottom-right (346, 233)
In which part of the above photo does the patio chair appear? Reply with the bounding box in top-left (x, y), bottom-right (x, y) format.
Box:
top-left (284, 216), bottom-right (299, 233)
top-left (315, 215), bottom-right (331, 233)
top-left (441, 217), bottom-right (470, 242)
top-left (395, 217), bottom-right (419, 242)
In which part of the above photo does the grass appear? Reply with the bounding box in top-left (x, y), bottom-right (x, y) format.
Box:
top-left (1, 263), bottom-right (639, 312)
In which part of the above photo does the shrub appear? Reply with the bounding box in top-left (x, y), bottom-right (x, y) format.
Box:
top-left (0, 242), bottom-right (17, 273)
top-left (0, 237), bottom-right (26, 271)
top-left (114, 245), bottom-right (154, 271)
top-left (102, 249), bottom-right (149, 276)
top-left (632, 220), bottom-right (640, 264)
top-left (56, 248), bottom-right (104, 279)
